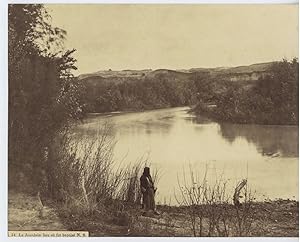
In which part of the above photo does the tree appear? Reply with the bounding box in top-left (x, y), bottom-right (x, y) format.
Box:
top-left (8, 4), bottom-right (83, 191)
top-left (203, 58), bottom-right (299, 125)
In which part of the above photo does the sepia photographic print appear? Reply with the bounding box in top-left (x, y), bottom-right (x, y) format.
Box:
top-left (7, 2), bottom-right (299, 238)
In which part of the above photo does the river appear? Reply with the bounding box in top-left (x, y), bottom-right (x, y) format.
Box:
top-left (74, 107), bottom-right (298, 205)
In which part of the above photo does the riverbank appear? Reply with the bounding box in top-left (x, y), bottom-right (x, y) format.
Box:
top-left (8, 191), bottom-right (66, 231)
top-left (8, 191), bottom-right (298, 237)
top-left (57, 198), bottom-right (298, 237)
top-left (84, 105), bottom-right (185, 118)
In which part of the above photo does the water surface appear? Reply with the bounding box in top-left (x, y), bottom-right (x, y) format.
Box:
top-left (74, 107), bottom-right (298, 204)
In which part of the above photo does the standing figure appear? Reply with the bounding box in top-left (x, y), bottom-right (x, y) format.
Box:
top-left (140, 167), bottom-right (159, 215)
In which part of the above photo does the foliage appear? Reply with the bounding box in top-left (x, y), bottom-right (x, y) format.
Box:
top-left (175, 166), bottom-right (256, 236)
top-left (81, 70), bottom-right (234, 114)
top-left (195, 59), bottom-right (299, 125)
top-left (8, 4), bottom-right (83, 191)
top-left (51, 125), bottom-right (159, 231)
top-left (82, 77), bottom-right (199, 113)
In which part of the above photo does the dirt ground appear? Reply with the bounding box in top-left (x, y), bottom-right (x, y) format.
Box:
top-left (8, 191), bottom-right (66, 231)
top-left (8, 191), bottom-right (298, 237)
top-left (57, 199), bottom-right (299, 237)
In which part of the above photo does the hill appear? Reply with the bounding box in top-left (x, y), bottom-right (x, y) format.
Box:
top-left (79, 61), bottom-right (276, 113)
top-left (78, 61), bottom-right (275, 83)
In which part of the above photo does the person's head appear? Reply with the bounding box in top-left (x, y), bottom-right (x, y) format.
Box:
top-left (143, 167), bottom-right (150, 176)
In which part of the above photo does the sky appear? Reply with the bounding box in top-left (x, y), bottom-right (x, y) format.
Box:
top-left (46, 4), bottom-right (298, 75)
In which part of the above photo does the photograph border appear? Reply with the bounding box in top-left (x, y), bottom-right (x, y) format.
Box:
top-left (1, 0), bottom-right (299, 241)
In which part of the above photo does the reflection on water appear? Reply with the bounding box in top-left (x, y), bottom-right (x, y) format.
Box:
top-left (74, 107), bottom-right (299, 204)
top-left (218, 123), bottom-right (298, 158)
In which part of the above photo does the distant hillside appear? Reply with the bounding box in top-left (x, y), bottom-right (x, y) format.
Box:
top-left (79, 69), bottom-right (153, 80)
top-left (78, 61), bottom-right (275, 83)
top-left (218, 62), bottom-right (274, 74)
top-left (78, 61), bottom-right (278, 114)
